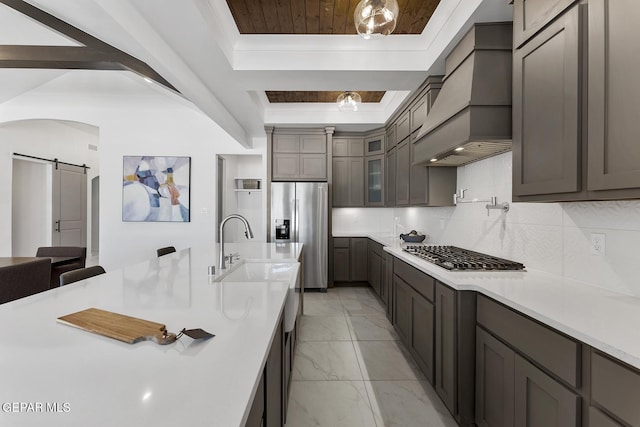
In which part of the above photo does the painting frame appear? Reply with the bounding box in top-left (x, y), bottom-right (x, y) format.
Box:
top-left (122, 155), bottom-right (191, 223)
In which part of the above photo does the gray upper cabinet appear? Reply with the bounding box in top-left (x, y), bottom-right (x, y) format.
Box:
top-left (386, 125), bottom-right (397, 151)
top-left (300, 154), bottom-right (327, 180)
top-left (386, 148), bottom-right (396, 206)
top-left (395, 140), bottom-right (410, 205)
top-left (365, 134), bottom-right (385, 156)
top-left (514, 0), bottom-right (640, 201)
top-left (272, 132), bottom-right (326, 181)
top-left (587, 0), bottom-right (640, 195)
top-left (513, 5), bottom-right (581, 198)
top-left (513, 0), bottom-right (579, 48)
top-left (410, 95), bottom-right (427, 134)
top-left (332, 157), bottom-right (364, 207)
top-left (333, 138), bottom-right (364, 157)
top-left (273, 153), bottom-right (300, 180)
top-left (300, 135), bottom-right (325, 153)
top-left (365, 155), bottom-right (384, 207)
top-left (409, 140), bottom-right (456, 206)
top-left (273, 134), bottom-right (299, 153)
top-left (396, 111), bottom-right (411, 144)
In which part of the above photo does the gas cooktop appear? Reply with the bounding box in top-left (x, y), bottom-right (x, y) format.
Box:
top-left (402, 245), bottom-right (525, 271)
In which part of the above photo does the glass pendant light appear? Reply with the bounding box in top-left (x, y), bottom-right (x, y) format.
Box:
top-left (354, 0), bottom-right (399, 39)
top-left (336, 91), bottom-right (362, 111)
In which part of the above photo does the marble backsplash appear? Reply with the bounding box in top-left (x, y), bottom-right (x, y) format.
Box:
top-left (333, 152), bottom-right (640, 297)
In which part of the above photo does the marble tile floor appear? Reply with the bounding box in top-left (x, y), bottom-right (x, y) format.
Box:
top-left (285, 286), bottom-right (458, 427)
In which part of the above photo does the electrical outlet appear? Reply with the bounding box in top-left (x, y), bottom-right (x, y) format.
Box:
top-left (590, 233), bottom-right (606, 256)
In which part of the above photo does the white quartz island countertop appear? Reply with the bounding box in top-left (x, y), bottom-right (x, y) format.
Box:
top-left (334, 232), bottom-right (640, 370)
top-left (0, 243), bottom-right (302, 427)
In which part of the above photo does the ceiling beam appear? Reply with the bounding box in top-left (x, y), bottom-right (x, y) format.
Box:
top-left (0, 0), bottom-right (177, 92)
top-left (0, 45), bottom-right (125, 69)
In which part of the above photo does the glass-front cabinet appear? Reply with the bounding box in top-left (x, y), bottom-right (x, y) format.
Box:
top-left (365, 134), bottom-right (385, 156)
top-left (365, 154), bottom-right (385, 206)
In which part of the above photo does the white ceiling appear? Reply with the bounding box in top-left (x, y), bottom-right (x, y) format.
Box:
top-left (1, 0), bottom-right (513, 147)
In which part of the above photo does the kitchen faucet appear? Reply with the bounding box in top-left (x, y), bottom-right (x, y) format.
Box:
top-left (219, 214), bottom-right (254, 270)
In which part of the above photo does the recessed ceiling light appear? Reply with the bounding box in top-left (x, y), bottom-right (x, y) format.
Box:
top-left (143, 77), bottom-right (153, 84)
top-left (430, 158), bottom-right (438, 162)
top-left (455, 147), bottom-right (464, 152)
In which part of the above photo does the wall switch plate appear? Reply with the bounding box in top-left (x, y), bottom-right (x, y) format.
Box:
top-left (590, 233), bottom-right (606, 256)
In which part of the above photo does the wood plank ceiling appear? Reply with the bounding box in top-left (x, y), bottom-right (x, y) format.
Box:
top-left (226, 0), bottom-right (439, 35)
top-left (226, 0), bottom-right (440, 104)
top-left (266, 91), bottom-right (385, 103)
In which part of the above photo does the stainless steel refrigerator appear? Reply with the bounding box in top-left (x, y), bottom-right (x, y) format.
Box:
top-left (270, 182), bottom-right (328, 290)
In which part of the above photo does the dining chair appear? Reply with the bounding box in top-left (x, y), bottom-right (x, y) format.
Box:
top-left (36, 246), bottom-right (87, 288)
top-left (0, 258), bottom-right (51, 304)
top-left (59, 265), bottom-right (106, 286)
top-left (157, 246), bottom-right (177, 257)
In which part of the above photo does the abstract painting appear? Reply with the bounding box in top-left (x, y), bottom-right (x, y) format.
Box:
top-left (122, 156), bottom-right (190, 222)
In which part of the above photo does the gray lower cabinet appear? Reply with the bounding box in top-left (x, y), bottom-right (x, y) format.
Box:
top-left (392, 274), bottom-right (435, 383)
top-left (393, 275), bottom-right (412, 346)
top-left (264, 314), bottom-right (284, 427)
top-left (350, 238), bottom-right (368, 281)
top-left (367, 240), bottom-right (383, 297)
top-left (514, 354), bottom-right (579, 427)
top-left (435, 282), bottom-right (457, 414)
top-left (411, 288), bottom-right (435, 382)
top-left (332, 157), bottom-right (364, 207)
top-left (395, 140), bottom-right (410, 205)
top-left (245, 374), bottom-right (265, 427)
top-left (246, 313), bottom-right (284, 427)
top-left (475, 327), bottom-right (515, 427)
top-left (589, 407), bottom-right (623, 427)
top-left (332, 238), bottom-right (351, 282)
top-left (333, 237), bottom-right (367, 283)
top-left (591, 351), bottom-right (640, 426)
top-left (383, 252), bottom-right (392, 320)
top-left (476, 295), bottom-right (582, 427)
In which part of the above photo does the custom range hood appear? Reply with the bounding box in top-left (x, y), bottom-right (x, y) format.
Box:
top-left (414, 22), bottom-right (513, 167)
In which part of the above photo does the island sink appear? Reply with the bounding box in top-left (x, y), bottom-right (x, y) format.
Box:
top-left (214, 260), bottom-right (301, 332)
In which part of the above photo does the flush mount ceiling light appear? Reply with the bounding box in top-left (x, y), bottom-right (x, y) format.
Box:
top-left (354, 0), bottom-right (400, 39)
top-left (337, 91), bottom-right (362, 111)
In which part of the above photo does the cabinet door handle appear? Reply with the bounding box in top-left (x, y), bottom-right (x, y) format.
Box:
top-left (55, 220), bottom-right (60, 232)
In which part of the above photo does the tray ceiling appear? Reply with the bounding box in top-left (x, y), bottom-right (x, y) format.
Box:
top-left (266, 90), bottom-right (385, 103)
top-left (226, 0), bottom-right (440, 35)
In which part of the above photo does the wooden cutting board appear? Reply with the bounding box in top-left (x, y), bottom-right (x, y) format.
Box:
top-left (57, 307), bottom-right (176, 344)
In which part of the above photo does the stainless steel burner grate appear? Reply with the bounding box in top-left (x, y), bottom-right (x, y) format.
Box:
top-left (402, 245), bottom-right (525, 271)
